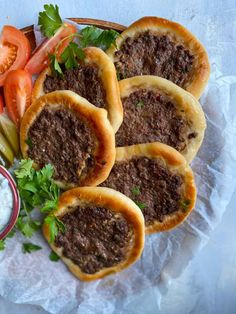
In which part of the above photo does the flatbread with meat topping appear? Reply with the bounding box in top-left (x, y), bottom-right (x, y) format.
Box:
top-left (107, 16), bottom-right (210, 99)
top-left (32, 47), bottom-right (123, 132)
top-left (116, 75), bottom-right (206, 163)
top-left (100, 142), bottom-right (196, 233)
top-left (43, 187), bottom-right (145, 281)
top-left (20, 90), bottom-right (115, 189)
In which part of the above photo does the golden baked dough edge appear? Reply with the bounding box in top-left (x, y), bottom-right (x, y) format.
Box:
top-left (115, 142), bottom-right (197, 234)
top-left (42, 187), bottom-right (145, 281)
top-left (20, 90), bottom-right (116, 189)
top-left (118, 75), bottom-right (206, 163)
top-left (106, 16), bottom-right (210, 99)
top-left (32, 47), bottom-right (123, 133)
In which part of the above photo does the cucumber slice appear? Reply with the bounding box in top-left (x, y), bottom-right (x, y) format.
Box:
top-left (0, 114), bottom-right (19, 155)
top-left (0, 132), bottom-right (14, 165)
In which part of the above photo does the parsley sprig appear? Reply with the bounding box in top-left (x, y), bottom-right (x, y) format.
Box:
top-left (38, 4), bottom-right (63, 38)
top-left (13, 159), bottom-right (64, 243)
top-left (38, 4), bottom-right (119, 76)
top-left (80, 26), bottom-right (119, 50)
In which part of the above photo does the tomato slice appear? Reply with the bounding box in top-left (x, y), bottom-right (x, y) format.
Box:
top-left (24, 23), bottom-right (76, 75)
top-left (0, 94), bottom-right (4, 113)
top-left (0, 25), bottom-right (31, 86)
top-left (4, 69), bottom-right (32, 127)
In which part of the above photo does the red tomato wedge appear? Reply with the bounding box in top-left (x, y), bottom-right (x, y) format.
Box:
top-left (0, 94), bottom-right (4, 113)
top-left (4, 69), bottom-right (32, 127)
top-left (24, 23), bottom-right (77, 75)
top-left (0, 25), bottom-right (31, 86)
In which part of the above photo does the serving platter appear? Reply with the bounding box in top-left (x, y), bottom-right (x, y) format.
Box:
top-left (21, 18), bottom-right (126, 50)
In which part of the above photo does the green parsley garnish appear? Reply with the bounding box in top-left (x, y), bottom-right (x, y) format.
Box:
top-left (49, 53), bottom-right (63, 76)
top-left (131, 186), bottom-right (141, 196)
top-left (40, 5), bottom-right (119, 75)
top-left (49, 250), bottom-right (60, 262)
top-left (61, 42), bottom-right (85, 70)
top-left (22, 242), bottom-right (42, 254)
top-left (38, 4), bottom-right (63, 38)
top-left (80, 26), bottom-right (119, 50)
top-left (44, 215), bottom-right (65, 243)
top-left (135, 201), bottom-right (147, 210)
top-left (179, 199), bottom-right (191, 212)
top-left (0, 240), bottom-right (5, 251)
top-left (136, 101), bottom-right (144, 109)
top-left (14, 159), bottom-right (64, 243)
top-left (25, 138), bottom-right (33, 149)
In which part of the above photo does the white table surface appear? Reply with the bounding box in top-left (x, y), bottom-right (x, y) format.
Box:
top-left (0, 0), bottom-right (235, 313)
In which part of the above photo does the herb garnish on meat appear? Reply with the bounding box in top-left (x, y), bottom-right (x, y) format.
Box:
top-left (38, 4), bottom-right (119, 75)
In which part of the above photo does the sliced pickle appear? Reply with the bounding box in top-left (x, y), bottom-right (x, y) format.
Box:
top-left (0, 113), bottom-right (19, 155)
top-left (0, 132), bottom-right (14, 165)
top-left (0, 151), bottom-right (10, 168)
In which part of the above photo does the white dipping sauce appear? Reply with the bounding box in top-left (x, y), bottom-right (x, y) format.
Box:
top-left (0, 173), bottom-right (13, 232)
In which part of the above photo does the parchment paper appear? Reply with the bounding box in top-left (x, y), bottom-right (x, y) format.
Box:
top-left (0, 19), bottom-right (236, 314)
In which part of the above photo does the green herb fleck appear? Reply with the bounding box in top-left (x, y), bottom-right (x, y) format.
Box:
top-left (38, 4), bottom-right (63, 38)
top-left (25, 138), bottom-right (33, 149)
top-left (6, 229), bottom-right (16, 238)
top-left (44, 215), bottom-right (65, 243)
top-left (0, 240), bottom-right (5, 251)
top-left (116, 70), bottom-right (121, 81)
top-left (22, 242), bottom-right (42, 254)
top-left (49, 250), bottom-right (60, 262)
top-left (131, 186), bottom-right (141, 196)
top-left (135, 201), bottom-right (147, 210)
top-left (136, 100), bottom-right (144, 109)
top-left (179, 199), bottom-right (191, 212)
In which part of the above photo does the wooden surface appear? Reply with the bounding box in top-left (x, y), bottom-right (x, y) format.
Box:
top-left (21, 18), bottom-right (126, 50)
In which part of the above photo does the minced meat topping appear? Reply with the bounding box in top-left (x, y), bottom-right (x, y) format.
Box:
top-left (115, 89), bottom-right (197, 151)
top-left (27, 106), bottom-right (96, 184)
top-left (43, 64), bottom-right (106, 108)
top-left (100, 157), bottom-right (184, 224)
top-left (55, 205), bottom-right (133, 274)
top-left (115, 31), bottom-right (195, 88)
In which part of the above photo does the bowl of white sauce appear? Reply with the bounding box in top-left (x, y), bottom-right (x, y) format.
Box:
top-left (0, 166), bottom-right (20, 240)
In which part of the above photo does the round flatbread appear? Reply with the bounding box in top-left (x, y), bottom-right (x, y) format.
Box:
top-left (32, 47), bottom-right (123, 132)
top-left (100, 142), bottom-right (196, 234)
top-left (43, 187), bottom-right (145, 281)
top-left (116, 75), bottom-right (206, 163)
top-left (20, 90), bottom-right (115, 189)
top-left (107, 16), bottom-right (210, 99)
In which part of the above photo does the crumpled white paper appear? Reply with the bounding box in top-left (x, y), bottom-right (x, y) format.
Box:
top-left (0, 20), bottom-right (236, 314)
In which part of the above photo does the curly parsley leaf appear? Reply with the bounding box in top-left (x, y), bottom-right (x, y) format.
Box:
top-left (44, 215), bottom-right (65, 243)
top-left (22, 242), bottom-right (42, 254)
top-left (0, 240), bottom-right (5, 251)
top-left (80, 26), bottom-right (119, 50)
top-left (49, 250), bottom-right (60, 262)
top-left (38, 4), bottom-right (63, 38)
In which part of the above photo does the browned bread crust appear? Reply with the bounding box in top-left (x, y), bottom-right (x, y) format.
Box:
top-left (107, 16), bottom-right (210, 99)
top-left (20, 90), bottom-right (116, 189)
top-left (43, 187), bottom-right (145, 281)
top-left (32, 47), bottom-right (123, 133)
